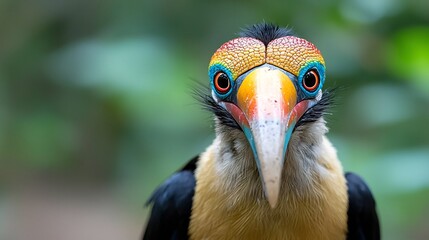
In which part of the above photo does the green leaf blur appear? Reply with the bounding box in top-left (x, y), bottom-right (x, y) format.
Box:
top-left (0, 0), bottom-right (428, 239)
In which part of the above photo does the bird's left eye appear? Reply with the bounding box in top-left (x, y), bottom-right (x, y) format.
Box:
top-left (302, 69), bottom-right (320, 92)
top-left (214, 72), bottom-right (231, 94)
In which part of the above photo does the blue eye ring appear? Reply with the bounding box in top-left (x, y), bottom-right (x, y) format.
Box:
top-left (298, 61), bottom-right (325, 97)
top-left (209, 64), bottom-right (234, 98)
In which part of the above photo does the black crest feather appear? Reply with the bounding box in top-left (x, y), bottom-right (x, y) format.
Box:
top-left (240, 22), bottom-right (294, 46)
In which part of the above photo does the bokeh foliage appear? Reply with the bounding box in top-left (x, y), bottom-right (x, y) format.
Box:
top-left (0, 0), bottom-right (428, 239)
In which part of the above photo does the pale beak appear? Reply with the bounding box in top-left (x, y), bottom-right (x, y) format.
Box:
top-left (223, 65), bottom-right (299, 208)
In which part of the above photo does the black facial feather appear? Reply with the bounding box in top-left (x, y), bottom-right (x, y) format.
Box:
top-left (194, 84), bottom-right (335, 131)
top-left (239, 22), bottom-right (294, 46)
top-left (192, 85), bottom-right (240, 130)
top-left (295, 89), bottom-right (336, 128)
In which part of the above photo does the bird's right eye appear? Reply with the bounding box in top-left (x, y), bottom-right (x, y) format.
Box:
top-left (214, 72), bottom-right (231, 94)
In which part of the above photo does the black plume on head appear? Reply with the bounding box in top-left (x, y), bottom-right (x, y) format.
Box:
top-left (239, 22), bottom-right (294, 46)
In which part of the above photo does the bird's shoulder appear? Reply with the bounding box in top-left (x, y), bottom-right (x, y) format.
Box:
top-left (143, 155), bottom-right (198, 240)
top-left (345, 172), bottom-right (380, 240)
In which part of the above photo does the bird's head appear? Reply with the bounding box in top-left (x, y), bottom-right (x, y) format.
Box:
top-left (201, 23), bottom-right (331, 208)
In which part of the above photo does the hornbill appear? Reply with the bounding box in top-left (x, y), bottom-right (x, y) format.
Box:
top-left (143, 23), bottom-right (380, 240)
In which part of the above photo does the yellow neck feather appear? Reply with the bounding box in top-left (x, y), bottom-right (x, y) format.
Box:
top-left (189, 121), bottom-right (348, 240)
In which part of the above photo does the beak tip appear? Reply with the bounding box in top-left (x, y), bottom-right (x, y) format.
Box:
top-left (267, 197), bottom-right (278, 209)
top-left (264, 181), bottom-right (280, 209)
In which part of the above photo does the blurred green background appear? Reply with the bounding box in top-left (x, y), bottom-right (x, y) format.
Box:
top-left (0, 0), bottom-right (428, 239)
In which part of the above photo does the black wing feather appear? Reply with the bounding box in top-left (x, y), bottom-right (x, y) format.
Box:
top-left (346, 172), bottom-right (380, 240)
top-left (143, 156), bottom-right (198, 240)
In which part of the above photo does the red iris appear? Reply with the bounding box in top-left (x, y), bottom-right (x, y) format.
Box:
top-left (214, 72), bottom-right (231, 94)
top-left (302, 69), bottom-right (320, 92)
